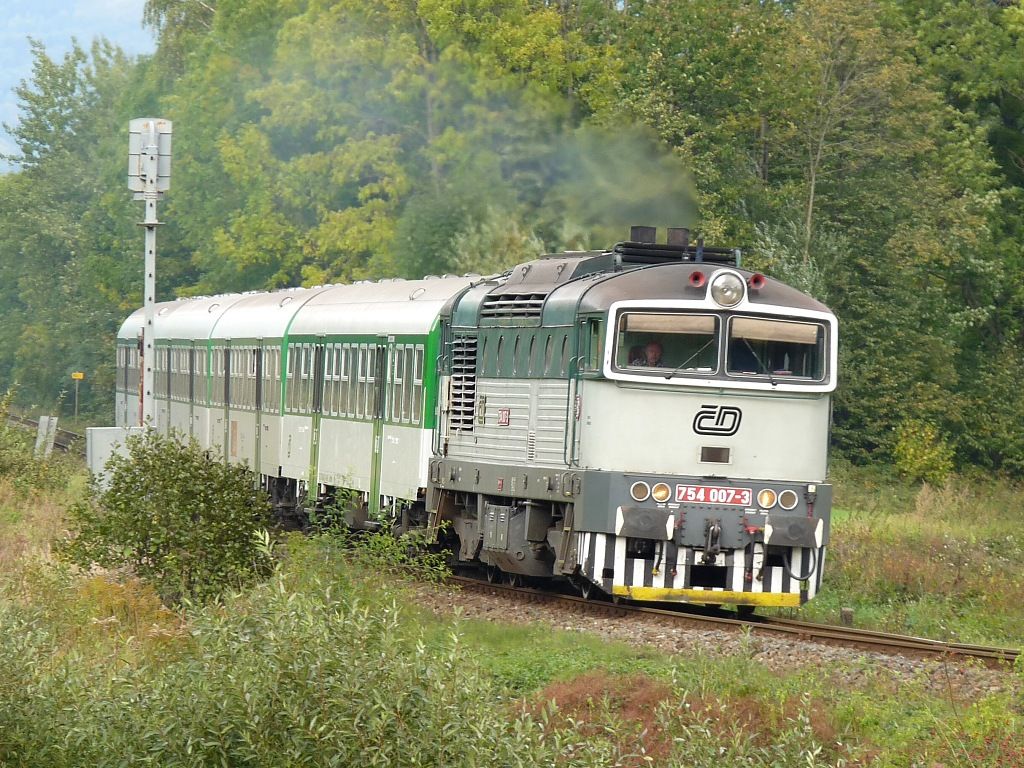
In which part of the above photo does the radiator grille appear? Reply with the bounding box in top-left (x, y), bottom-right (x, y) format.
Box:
top-left (449, 337), bottom-right (477, 433)
top-left (480, 292), bottom-right (548, 321)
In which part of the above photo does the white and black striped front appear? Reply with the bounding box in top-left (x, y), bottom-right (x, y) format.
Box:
top-left (577, 532), bottom-right (825, 607)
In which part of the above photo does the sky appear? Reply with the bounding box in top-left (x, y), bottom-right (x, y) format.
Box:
top-left (0, 0), bottom-right (155, 168)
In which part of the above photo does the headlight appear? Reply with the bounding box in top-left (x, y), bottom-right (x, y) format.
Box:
top-left (651, 483), bottom-right (672, 503)
top-left (778, 489), bottom-right (799, 510)
top-left (710, 272), bottom-right (745, 307)
top-left (630, 481), bottom-right (651, 502)
top-left (756, 489), bottom-right (777, 509)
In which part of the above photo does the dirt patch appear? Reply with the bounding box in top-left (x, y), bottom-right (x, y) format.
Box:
top-left (529, 671), bottom-right (675, 764)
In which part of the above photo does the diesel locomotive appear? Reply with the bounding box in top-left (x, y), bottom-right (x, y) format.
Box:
top-left (116, 226), bottom-right (838, 609)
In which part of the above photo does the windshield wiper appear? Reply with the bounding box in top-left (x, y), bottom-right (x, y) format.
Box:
top-left (664, 339), bottom-right (716, 380)
top-left (740, 338), bottom-right (777, 386)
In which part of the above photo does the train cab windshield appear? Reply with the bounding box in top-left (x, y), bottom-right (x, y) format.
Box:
top-left (615, 312), bottom-right (719, 374)
top-left (613, 310), bottom-right (828, 383)
top-left (727, 317), bottom-right (826, 380)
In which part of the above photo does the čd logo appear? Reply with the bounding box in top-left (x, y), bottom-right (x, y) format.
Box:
top-left (692, 404), bottom-right (742, 436)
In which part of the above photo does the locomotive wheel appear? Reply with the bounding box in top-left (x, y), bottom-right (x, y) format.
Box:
top-left (736, 605), bottom-right (756, 619)
top-left (506, 572), bottom-right (523, 588)
top-left (485, 565), bottom-right (500, 584)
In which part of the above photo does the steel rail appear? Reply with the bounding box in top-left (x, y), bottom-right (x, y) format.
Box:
top-left (447, 574), bottom-right (1020, 668)
top-left (6, 414), bottom-right (86, 456)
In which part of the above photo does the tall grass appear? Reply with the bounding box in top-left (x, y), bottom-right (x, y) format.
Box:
top-left (801, 465), bottom-right (1024, 645)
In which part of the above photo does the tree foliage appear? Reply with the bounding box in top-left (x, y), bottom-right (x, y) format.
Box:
top-left (1, 0), bottom-right (1024, 473)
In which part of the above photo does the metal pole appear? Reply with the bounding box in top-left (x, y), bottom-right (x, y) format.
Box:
top-left (141, 126), bottom-right (159, 426)
top-left (75, 379), bottom-right (79, 420)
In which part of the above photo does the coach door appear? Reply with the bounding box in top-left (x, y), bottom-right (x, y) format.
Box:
top-left (368, 337), bottom-right (388, 519)
top-left (306, 340), bottom-right (326, 492)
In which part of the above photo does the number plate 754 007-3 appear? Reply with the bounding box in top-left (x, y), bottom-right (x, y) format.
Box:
top-left (675, 485), bottom-right (752, 506)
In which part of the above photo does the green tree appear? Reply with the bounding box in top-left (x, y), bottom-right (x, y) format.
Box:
top-left (0, 39), bottom-right (146, 417)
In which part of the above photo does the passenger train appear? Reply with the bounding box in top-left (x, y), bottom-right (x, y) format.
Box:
top-left (116, 227), bottom-right (838, 609)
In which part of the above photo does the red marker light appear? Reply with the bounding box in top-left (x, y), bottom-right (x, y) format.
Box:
top-left (748, 273), bottom-right (766, 291)
top-left (689, 270), bottom-right (707, 288)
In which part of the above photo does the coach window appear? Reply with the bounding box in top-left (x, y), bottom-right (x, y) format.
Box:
top-left (369, 346), bottom-right (380, 417)
top-left (193, 349), bottom-right (206, 405)
top-left (211, 348), bottom-right (223, 407)
top-left (496, 335), bottom-right (505, 376)
top-left (291, 346), bottom-right (300, 412)
top-left (226, 349), bottom-right (236, 407)
top-left (341, 344), bottom-right (353, 417)
top-left (229, 349), bottom-right (241, 409)
top-left (560, 334), bottom-right (569, 376)
top-left (325, 344), bottom-right (337, 415)
top-left (727, 317), bottom-right (826, 381)
top-left (174, 348), bottom-right (186, 401)
top-left (329, 345), bottom-right (339, 416)
top-left (168, 348), bottom-right (178, 401)
top-left (544, 334), bottom-right (553, 375)
top-left (285, 346), bottom-right (296, 411)
top-left (304, 345), bottom-right (315, 413)
top-left (336, 345), bottom-right (345, 415)
top-left (238, 348), bottom-right (248, 408)
top-left (354, 345), bottom-right (365, 418)
top-left (392, 345), bottom-right (405, 422)
top-left (247, 348), bottom-right (257, 408)
top-left (262, 348), bottom-right (278, 412)
top-left (351, 346), bottom-right (361, 418)
top-left (168, 348), bottom-right (176, 400)
top-left (154, 347), bottom-right (166, 398)
top-left (412, 345), bottom-right (424, 425)
top-left (351, 344), bottom-right (361, 417)
top-left (322, 345), bottom-right (333, 415)
top-left (246, 348), bottom-right (258, 409)
top-left (249, 348), bottom-right (257, 409)
top-left (227, 349), bottom-right (238, 408)
top-left (402, 346), bottom-right (415, 423)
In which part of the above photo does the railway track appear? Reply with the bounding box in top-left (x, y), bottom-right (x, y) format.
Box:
top-left (448, 574), bottom-right (1020, 668)
top-left (6, 414), bottom-right (85, 456)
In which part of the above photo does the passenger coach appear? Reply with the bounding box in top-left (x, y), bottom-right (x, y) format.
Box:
top-left (116, 227), bottom-right (838, 610)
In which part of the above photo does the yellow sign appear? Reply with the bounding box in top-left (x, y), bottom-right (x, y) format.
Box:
top-left (71, 372), bottom-right (85, 381)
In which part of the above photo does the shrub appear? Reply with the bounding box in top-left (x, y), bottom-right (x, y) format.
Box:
top-left (59, 429), bottom-right (273, 605)
top-left (893, 419), bottom-right (954, 484)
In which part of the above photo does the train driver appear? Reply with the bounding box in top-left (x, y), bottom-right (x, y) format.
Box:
top-left (631, 341), bottom-right (663, 367)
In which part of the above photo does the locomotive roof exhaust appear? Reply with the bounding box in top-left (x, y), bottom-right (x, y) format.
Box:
top-left (629, 225), bottom-right (657, 243)
top-left (628, 225), bottom-right (690, 249)
top-left (667, 227), bottom-right (690, 249)
top-left (619, 226), bottom-right (740, 267)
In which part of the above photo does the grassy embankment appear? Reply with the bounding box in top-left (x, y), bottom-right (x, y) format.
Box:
top-left (0, 435), bottom-right (1020, 766)
top-left (796, 462), bottom-right (1024, 648)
